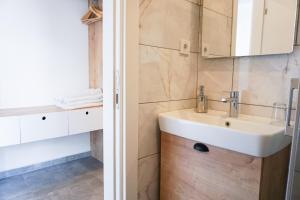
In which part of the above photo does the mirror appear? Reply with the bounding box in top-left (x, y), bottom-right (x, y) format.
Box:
top-left (201, 0), bottom-right (298, 58)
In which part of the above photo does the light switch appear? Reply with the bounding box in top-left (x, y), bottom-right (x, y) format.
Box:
top-left (180, 39), bottom-right (190, 55)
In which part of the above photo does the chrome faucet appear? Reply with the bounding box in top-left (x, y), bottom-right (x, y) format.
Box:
top-left (221, 91), bottom-right (239, 118)
top-left (196, 85), bottom-right (208, 113)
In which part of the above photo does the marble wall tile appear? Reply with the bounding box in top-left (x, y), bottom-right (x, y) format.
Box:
top-left (207, 100), bottom-right (276, 119)
top-left (186, 0), bottom-right (202, 5)
top-left (139, 0), bottom-right (201, 198)
top-left (287, 46), bottom-right (300, 78)
top-left (198, 56), bottom-right (234, 101)
top-left (138, 102), bottom-right (168, 159)
top-left (170, 52), bottom-right (198, 100)
top-left (139, 45), bottom-right (198, 103)
top-left (198, 7), bottom-right (203, 54)
top-left (139, 45), bottom-right (171, 103)
top-left (207, 100), bottom-right (229, 112)
top-left (139, 99), bottom-right (195, 159)
top-left (138, 154), bottom-right (160, 200)
top-left (202, 8), bottom-right (232, 57)
top-left (203, 0), bottom-right (233, 17)
top-left (168, 99), bottom-right (196, 111)
top-left (233, 54), bottom-right (292, 107)
top-left (233, 47), bottom-right (300, 107)
top-left (239, 104), bottom-right (274, 118)
top-left (139, 0), bottom-right (200, 52)
top-left (139, 0), bottom-right (167, 47)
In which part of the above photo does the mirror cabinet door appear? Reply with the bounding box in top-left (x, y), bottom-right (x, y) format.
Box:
top-left (202, 0), bottom-right (298, 58)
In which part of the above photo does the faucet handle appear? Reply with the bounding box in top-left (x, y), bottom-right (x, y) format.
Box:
top-left (230, 91), bottom-right (239, 98)
top-left (222, 90), bottom-right (239, 98)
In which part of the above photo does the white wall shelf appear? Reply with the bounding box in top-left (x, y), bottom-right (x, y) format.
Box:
top-left (0, 106), bottom-right (103, 147)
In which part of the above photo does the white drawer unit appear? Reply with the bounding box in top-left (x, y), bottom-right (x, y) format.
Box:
top-left (20, 112), bottom-right (68, 143)
top-left (0, 117), bottom-right (20, 147)
top-left (68, 107), bottom-right (103, 135)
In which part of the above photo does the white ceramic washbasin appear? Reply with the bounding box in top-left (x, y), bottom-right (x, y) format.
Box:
top-left (159, 109), bottom-right (292, 157)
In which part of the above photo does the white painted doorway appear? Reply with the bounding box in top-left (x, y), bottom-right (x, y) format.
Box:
top-left (102, 0), bottom-right (139, 199)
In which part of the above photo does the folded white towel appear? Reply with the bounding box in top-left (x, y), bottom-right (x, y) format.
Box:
top-left (55, 89), bottom-right (103, 104)
top-left (56, 94), bottom-right (102, 104)
top-left (55, 88), bottom-right (103, 110)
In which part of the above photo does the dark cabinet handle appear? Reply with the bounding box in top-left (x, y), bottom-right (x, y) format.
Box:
top-left (193, 143), bottom-right (209, 153)
top-left (42, 116), bottom-right (46, 120)
top-left (85, 111), bottom-right (89, 115)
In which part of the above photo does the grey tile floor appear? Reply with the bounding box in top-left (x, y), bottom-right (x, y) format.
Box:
top-left (0, 157), bottom-right (103, 200)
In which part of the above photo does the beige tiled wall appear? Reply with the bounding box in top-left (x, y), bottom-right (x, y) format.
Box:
top-left (199, 46), bottom-right (300, 118)
top-left (138, 0), bottom-right (200, 199)
top-left (139, 0), bottom-right (300, 199)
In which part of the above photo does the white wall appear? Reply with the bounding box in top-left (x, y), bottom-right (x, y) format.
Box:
top-left (0, 0), bottom-right (89, 108)
top-left (0, 0), bottom-right (91, 172)
top-left (0, 133), bottom-right (90, 172)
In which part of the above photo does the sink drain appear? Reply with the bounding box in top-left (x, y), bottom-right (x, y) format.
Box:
top-left (225, 121), bottom-right (231, 127)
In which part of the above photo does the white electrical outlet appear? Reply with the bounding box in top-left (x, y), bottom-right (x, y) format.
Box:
top-left (180, 39), bottom-right (190, 55)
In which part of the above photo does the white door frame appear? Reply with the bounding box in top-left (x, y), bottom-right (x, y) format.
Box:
top-left (103, 0), bottom-right (139, 199)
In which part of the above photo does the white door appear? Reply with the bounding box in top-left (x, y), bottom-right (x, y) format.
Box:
top-left (103, 0), bottom-right (139, 200)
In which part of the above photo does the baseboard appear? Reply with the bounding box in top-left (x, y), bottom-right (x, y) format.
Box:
top-left (0, 151), bottom-right (91, 180)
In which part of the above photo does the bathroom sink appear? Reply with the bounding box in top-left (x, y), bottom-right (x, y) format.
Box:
top-left (158, 109), bottom-right (291, 157)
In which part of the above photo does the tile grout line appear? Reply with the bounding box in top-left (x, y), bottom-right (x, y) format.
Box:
top-left (196, 0), bottom-right (201, 101)
top-left (209, 99), bottom-right (272, 108)
top-left (184, 0), bottom-right (201, 7)
top-left (208, 99), bottom-right (296, 109)
top-left (141, 45), bottom-right (300, 58)
top-left (139, 98), bottom-right (196, 105)
top-left (139, 98), bottom-right (291, 110)
top-left (203, 6), bottom-right (233, 19)
top-left (139, 43), bottom-right (200, 54)
top-left (138, 152), bottom-right (160, 161)
top-left (231, 58), bottom-right (235, 91)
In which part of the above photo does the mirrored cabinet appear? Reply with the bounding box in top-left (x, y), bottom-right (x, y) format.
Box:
top-left (202, 0), bottom-right (298, 58)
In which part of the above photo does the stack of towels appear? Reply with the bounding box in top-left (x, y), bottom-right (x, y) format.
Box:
top-left (55, 88), bottom-right (103, 110)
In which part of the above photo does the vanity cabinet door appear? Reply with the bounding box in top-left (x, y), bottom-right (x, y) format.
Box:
top-left (0, 117), bottom-right (20, 147)
top-left (160, 132), bottom-right (262, 200)
top-left (68, 107), bottom-right (102, 135)
top-left (20, 112), bottom-right (68, 143)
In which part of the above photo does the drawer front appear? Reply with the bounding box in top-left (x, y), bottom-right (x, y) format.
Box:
top-left (20, 112), bottom-right (68, 143)
top-left (160, 132), bottom-right (262, 200)
top-left (0, 117), bottom-right (20, 147)
top-left (68, 107), bottom-right (102, 135)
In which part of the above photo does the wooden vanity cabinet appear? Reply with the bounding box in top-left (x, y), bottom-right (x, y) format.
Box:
top-left (160, 132), bottom-right (290, 200)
